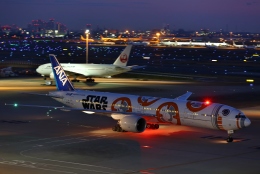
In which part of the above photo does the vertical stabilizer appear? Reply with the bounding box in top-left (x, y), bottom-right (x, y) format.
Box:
top-left (49, 54), bottom-right (75, 91)
top-left (113, 45), bottom-right (132, 66)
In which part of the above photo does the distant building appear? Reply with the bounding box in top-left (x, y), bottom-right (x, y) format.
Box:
top-left (27, 18), bottom-right (68, 37)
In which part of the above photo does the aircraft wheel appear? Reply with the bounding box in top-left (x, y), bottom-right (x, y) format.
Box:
top-left (117, 126), bottom-right (123, 132)
top-left (146, 124), bottom-right (151, 129)
top-left (227, 137), bottom-right (233, 143)
top-left (154, 124), bottom-right (159, 129)
top-left (150, 124), bottom-right (155, 129)
top-left (112, 126), bottom-right (117, 131)
top-left (86, 79), bottom-right (92, 83)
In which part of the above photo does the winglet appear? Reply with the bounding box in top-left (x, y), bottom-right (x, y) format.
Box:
top-left (174, 91), bottom-right (192, 100)
top-left (113, 45), bottom-right (132, 66)
top-left (49, 54), bottom-right (75, 91)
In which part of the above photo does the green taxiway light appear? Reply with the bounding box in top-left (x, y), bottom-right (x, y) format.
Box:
top-left (14, 103), bottom-right (18, 107)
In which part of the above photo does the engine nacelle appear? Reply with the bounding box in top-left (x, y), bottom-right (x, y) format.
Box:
top-left (50, 72), bottom-right (54, 79)
top-left (120, 115), bottom-right (146, 133)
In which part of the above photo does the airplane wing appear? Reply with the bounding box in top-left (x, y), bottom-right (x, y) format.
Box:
top-left (127, 65), bottom-right (146, 70)
top-left (5, 103), bottom-right (65, 109)
top-left (174, 91), bottom-right (192, 100)
top-left (20, 92), bottom-right (50, 96)
top-left (4, 103), bottom-right (156, 118)
top-left (20, 92), bottom-right (64, 99)
top-left (4, 102), bottom-right (172, 125)
top-left (63, 68), bottom-right (90, 77)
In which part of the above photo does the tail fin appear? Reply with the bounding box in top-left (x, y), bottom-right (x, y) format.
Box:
top-left (49, 54), bottom-right (75, 91)
top-left (113, 45), bottom-right (132, 66)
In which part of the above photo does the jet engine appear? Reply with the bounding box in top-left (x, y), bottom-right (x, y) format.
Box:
top-left (50, 72), bottom-right (54, 79)
top-left (119, 115), bottom-right (146, 133)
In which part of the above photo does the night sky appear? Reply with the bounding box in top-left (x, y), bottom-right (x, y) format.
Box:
top-left (1, 0), bottom-right (260, 32)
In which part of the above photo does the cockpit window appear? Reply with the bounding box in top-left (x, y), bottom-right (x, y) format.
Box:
top-left (222, 109), bottom-right (230, 116)
top-left (235, 115), bottom-right (246, 119)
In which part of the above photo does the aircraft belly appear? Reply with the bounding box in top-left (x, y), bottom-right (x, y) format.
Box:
top-left (180, 107), bottom-right (217, 129)
top-left (86, 69), bottom-right (106, 76)
top-left (191, 119), bottom-right (213, 129)
top-left (180, 116), bottom-right (214, 129)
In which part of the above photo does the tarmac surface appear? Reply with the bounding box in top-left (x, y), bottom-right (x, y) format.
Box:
top-left (0, 77), bottom-right (260, 174)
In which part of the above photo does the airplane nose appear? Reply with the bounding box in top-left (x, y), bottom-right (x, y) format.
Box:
top-left (244, 118), bottom-right (251, 127)
top-left (36, 67), bottom-right (40, 74)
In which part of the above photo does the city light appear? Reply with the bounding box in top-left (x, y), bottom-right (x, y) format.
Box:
top-left (156, 32), bottom-right (160, 41)
top-left (85, 29), bottom-right (90, 63)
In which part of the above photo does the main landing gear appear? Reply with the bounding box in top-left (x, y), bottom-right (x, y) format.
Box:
top-left (226, 130), bottom-right (234, 143)
top-left (71, 79), bottom-right (80, 82)
top-left (112, 123), bottom-right (160, 133)
top-left (86, 78), bottom-right (95, 83)
top-left (71, 76), bottom-right (80, 82)
top-left (112, 124), bottom-right (126, 132)
top-left (146, 123), bottom-right (159, 129)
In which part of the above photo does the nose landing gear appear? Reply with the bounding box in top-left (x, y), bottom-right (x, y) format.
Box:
top-left (86, 78), bottom-right (95, 82)
top-left (227, 130), bottom-right (234, 143)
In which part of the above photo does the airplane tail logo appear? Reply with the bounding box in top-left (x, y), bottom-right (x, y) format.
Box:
top-left (49, 54), bottom-right (75, 91)
top-left (113, 45), bottom-right (132, 66)
top-left (120, 54), bottom-right (128, 63)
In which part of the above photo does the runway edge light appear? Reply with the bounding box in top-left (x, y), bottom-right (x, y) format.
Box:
top-left (246, 79), bottom-right (254, 82)
top-left (4, 103), bottom-right (18, 107)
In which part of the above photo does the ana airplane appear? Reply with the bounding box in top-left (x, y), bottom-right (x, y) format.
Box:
top-left (6, 54), bottom-right (251, 143)
top-left (36, 45), bottom-right (142, 82)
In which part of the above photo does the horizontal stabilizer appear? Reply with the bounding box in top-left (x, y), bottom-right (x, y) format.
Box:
top-left (174, 91), bottom-right (192, 100)
top-left (127, 65), bottom-right (146, 70)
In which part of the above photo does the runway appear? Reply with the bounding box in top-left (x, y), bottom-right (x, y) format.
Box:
top-left (0, 77), bottom-right (260, 174)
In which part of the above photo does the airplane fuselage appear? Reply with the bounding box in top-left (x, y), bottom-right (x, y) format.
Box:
top-left (37, 63), bottom-right (131, 78)
top-left (50, 90), bottom-right (250, 132)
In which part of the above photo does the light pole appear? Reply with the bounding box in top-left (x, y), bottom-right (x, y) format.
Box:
top-left (85, 29), bottom-right (90, 63)
top-left (156, 32), bottom-right (160, 42)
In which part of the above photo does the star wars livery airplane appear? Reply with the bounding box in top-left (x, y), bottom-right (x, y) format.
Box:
top-left (7, 55), bottom-right (251, 143)
top-left (36, 45), bottom-right (143, 82)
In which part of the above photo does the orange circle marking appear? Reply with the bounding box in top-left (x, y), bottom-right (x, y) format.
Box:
top-left (137, 96), bottom-right (160, 106)
top-left (111, 97), bottom-right (132, 112)
top-left (156, 102), bottom-right (180, 125)
top-left (186, 101), bottom-right (209, 112)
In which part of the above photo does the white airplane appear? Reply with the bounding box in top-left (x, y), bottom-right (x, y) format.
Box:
top-left (6, 54), bottom-right (251, 143)
top-left (36, 45), bottom-right (142, 82)
top-left (232, 41), bottom-right (244, 48)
